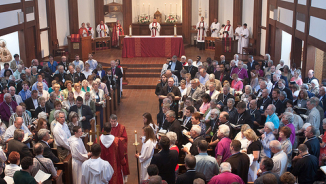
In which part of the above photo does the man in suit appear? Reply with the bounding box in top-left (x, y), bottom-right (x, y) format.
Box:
top-left (207, 60), bottom-right (218, 74)
top-left (25, 90), bottom-right (39, 118)
top-left (150, 136), bottom-right (179, 184)
top-left (166, 110), bottom-right (182, 148)
top-left (249, 99), bottom-right (262, 131)
top-left (304, 69), bottom-right (319, 84)
top-left (8, 129), bottom-right (33, 160)
top-left (226, 140), bottom-right (250, 184)
top-left (159, 77), bottom-right (181, 104)
top-left (109, 60), bottom-right (123, 103)
top-left (53, 65), bottom-right (67, 89)
top-left (182, 106), bottom-right (194, 131)
top-left (65, 65), bottom-right (79, 84)
top-left (157, 103), bottom-right (170, 130)
top-left (75, 65), bottom-right (86, 82)
top-left (217, 85), bottom-right (235, 110)
top-left (10, 54), bottom-right (24, 72)
top-left (182, 125), bottom-right (205, 156)
top-left (176, 155), bottom-right (206, 184)
top-left (45, 92), bottom-right (56, 113)
top-left (38, 129), bottom-right (59, 163)
top-left (278, 79), bottom-right (293, 100)
top-left (0, 93), bottom-right (18, 127)
top-left (254, 157), bottom-right (280, 184)
top-left (58, 56), bottom-right (69, 72)
top-left (167, 55), bottom-right (183, 80)
top-left (69, 96), bottom-right (94, 130)
top-left (318, 87), bottom-right (326, 112)
top-left (9, 86), bottom-right (23, 106)
top-left (257, 89), bottom-right (272, 113)
top-left (186, 79), bottom-right (205, 110)
top-left (215, 64), bottom-right (231, 83)
top-left (246, 55), bottom-right (258, 80)
top-left (271, 89), bottom-right (283, 115)
top-left (184, 59), bottom-right (198, 79)
top-left (234, 101), bottom-right (254, 131)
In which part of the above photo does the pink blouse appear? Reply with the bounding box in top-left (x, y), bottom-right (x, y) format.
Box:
top-left (199, 102), bottom-right (210, 114)
top-left (231, 80), bottom-right (243, 91)
top-left (290, 77), bottom-right (303, 86)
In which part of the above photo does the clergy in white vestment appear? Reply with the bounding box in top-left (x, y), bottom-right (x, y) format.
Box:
top-left (149, 18), bottom-right (161, 37)
top-left (68, 126), bottom-right (90, 184)
top-left (219, 24), bottom-right (225, 38)
top-left (86, 22), bottom-right (95, 39)
top-left (53, 111), bottom-right (71, 161)
top-left (196, 16), bottom-right (209, 50)
top-left (234, 23), bottom-right (243, 53)
top-left (210, 18), bottom-right (220, 38)
top-left (223, 20), bottom-right (234, 39)
top-left (81, 144), bottom-right (114, 184)
top-left (240, 23), bottom-right (250, 54)
top-left (96, 21), bottom-right (109, 37)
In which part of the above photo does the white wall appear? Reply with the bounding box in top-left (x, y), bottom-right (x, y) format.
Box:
top-left (311, 0), bottom-right (326, 10)
top-left (218, 0), bottom-right (233, 26)
top-left (132, 0), bottom-right (183, 23)
top-left (38, 0), bottom-right (48, 29)
top-left (309, 16), bottom-right (326, 43)
top-left (278, 7), bottom-right (293, 27)
top-left (40, 31), bottom-right (49, 58)
top-left (281, 30), bottom-right (292, 66)
top-left (78, 0), bottom-right (95, 29)
top-left (298, 0), bottom-right (306, 5)
top-left (55, 0), bottom-right (70, 46)
top-left (296, 20), bottom-right (305, 32)
top-left (242, 0), bottom-right (254, 37)
top-left (0, 10), bottom-right (22, 30)
top-left (0, 31), bottom-right (20, 59)
top-left (0, 0), bottom-right (20, 5)
top-left (260, 0), bottom-right (268, 55)
top-left (281, 0), bottom-right (294, 3)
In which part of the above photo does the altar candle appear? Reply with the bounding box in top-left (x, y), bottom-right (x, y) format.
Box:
top-left (89, 130), bottom-right (92, 142)
top-left (174, 24), bottom-right (177, 36)
top-left (135, 130), bottom-right (138, 144)
top-left (129, 25), bottom-right (132, 36)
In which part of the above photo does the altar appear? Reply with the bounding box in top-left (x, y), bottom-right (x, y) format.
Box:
top-left (122, 35), bottom-right (185, 58)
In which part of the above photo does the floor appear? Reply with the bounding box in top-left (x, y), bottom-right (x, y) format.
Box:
top-left (92, 47), bottom-right (217, 183)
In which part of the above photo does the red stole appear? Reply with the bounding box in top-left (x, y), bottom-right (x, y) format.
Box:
top-left (79, 28), bottom-right (88, 37)
top-left (224, 25), bottom-right (231, 52)
top-left (199, 22), bottom-right (205, 41)
top-left (152, 22), bottom-right (157, 36)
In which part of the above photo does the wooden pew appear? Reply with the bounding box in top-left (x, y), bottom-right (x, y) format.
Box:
top-left (54, 154), bottom-right (72, 184)
top-left (52, 170), bottom-right (63, 184)
top-left (106, 96), bottom-right (112, 122)
top-left (96, 112), bottom-right (101, 130)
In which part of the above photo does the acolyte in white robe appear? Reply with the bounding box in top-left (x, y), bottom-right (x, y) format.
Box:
top-left (196, 21), bottom-right (208, 42)
top-left (223, 25), bottom-right (234, 39)
top-left (149, 22), bottom-right (161, 36)
top-left (96, 24), bottom-right (109, 37)
top-left (87, 27), bottom-right (95, 39)
top-left (139, 139), bottom-right (157, 181)
top-left (234, 26), bottom-right (243, 53)
top-left (219, 28), bottom-right (225, 38)
top-left (240, 28), bottom-right (250, 54)
top-left (68, 135), bottom-right (89, 184)
top-left (81, 157), bottom-right (114, 184)
top-left (210, 22), bottom-right (220, 38)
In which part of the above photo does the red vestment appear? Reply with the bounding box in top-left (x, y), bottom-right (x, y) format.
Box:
top-left (79, 27), bottom-right (89, 37)
top-left (112, 23), bottom-right (124, 47)
top-left (111, 123), bottom-right (130, 175)
top-left (100, 136), bottom-right (125, 184)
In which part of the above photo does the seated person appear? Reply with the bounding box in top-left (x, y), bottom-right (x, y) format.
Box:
top-left (181, 125), bottom-right (205, 156)
top-left (3, 117), bottom-right (31, 143)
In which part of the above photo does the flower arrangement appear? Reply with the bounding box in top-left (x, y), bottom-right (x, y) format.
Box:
top-left (138, 14), bottom-right (150, 23)
top-left (165, 14), bottom-right (177, 23)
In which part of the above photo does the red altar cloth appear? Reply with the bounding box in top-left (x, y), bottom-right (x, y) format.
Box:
top-left (122, 36), bottom-right (185, 58)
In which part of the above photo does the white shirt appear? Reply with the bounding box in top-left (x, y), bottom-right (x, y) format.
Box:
top-left (82, 70), bottom-right (92, 79)
top-left (53, 122), bottom-right (71, 150)
top-left (85, 59), bottom-right (98, 71)
top-left (81, 157), bottom-right (114, 184)
top-left (73, 60), bottom-right (84, 71)
top-left (4, 164), bottom-right (21, 177)
top-left (74, 91), bottom-right (85, 99)
top-left (38, 90), bottom-right (50, 101)
top-left (3, 124), bottom-right (31, 142)
top-left (272, 150), bottom-right (288, 176)
top-left (199, 74), bottom-right (209, 85)
top-left (32, 98), bottom-right (38, 109)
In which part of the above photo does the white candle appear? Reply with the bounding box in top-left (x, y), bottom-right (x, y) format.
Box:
top-left (89, 130), bottom-right (92, 142)
top-left (129, 25), bottom-right (132, 36)
top-left (135, 130), bottom-right (138, 144)
top-left (174, 25), bottom-right (177, 36)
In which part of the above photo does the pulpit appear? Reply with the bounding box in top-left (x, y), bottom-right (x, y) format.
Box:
top-left (214, 38), bottom-right (238, 61)
top-left (67, 36), bottom-right (92, 62)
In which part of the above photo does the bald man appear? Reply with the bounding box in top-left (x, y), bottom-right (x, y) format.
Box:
top-left (9, 105), bottom-right (32, 127)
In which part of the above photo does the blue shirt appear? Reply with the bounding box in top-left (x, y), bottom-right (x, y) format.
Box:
top-left (261, 131), bottom-right (275, 158)
top-left (48, 61), bottom-right (58, 73)
top-left (18, 89), bottom-right (31, 101)
top-left (32, 82), bottom-right (49, 91)
top-left (266, 113), bottom-right (279, 129)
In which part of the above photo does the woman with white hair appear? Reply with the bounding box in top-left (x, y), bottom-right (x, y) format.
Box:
top-left (166, 132), bottom-right (179, 177)
top-left (81, 79), bottom-right (90, 92)
top-left (276, 59), bottom-right (285, 71)
top-left (260, 122), bottom-right (275, 158)
top-left (205, 73), bottom-right (222, 92)
top-left (310, 79), bottom-right (319, 96)
top-left (90, 81), bottom-right (106, 129)
top-left (241, 85), bottom-right (252, 104)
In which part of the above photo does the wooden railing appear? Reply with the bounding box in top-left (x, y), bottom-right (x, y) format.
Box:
top-left (54, 154), bottom-right (72, 184)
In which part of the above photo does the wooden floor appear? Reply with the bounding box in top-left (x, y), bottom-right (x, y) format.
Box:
top-left (92, 47), bottom-right (220, 183)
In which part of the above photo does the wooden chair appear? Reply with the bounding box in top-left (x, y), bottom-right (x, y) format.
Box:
top-left (242, 38), bottom-right (256, 55)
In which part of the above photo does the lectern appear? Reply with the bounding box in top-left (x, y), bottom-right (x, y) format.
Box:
top-left (67, 36), bottom-right (92, 62)
top-left (214, 39), bottom-right (238, 61)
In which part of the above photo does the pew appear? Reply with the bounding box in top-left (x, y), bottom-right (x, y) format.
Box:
top-left (52, 170), bottom-right (63, 184)
top-left (106, 96), bottom-right (112, 122)
top-left (54, 154), bottom-right (72, 184)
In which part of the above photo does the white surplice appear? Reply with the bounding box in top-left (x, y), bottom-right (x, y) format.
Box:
top-left (210, 22), bottom-right (220, 38)
top-left (223, 25), bottom-right (234, 39)
top-left (96, 24), bottom-right (109, 37)
top-left (87, 27), bottom-right (95, 39)
top-left (196, 21), bottom-right (208, 43)
top-left (68, 135), bottom-right (89, 184)
top-left (240, 28), bottom-right (250, 54)
top-left (139, 139), bottom-right (157, 181)
top-left (234, 26), bottom-right (243, 53)
top-left (81, 157), bottom-right (114, 184)
top-left (149, 22), bottom-right (161, 36)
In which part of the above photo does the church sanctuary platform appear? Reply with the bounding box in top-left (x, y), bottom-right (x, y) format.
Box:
top-left (122, 35), bottom-right (185, 58)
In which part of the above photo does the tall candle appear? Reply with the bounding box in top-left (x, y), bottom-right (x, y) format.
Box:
top-left (89, 130), bottom-right (92, 142)
top-left (129, 25), bottom-right (132, 36)
top-left (174, 25), bottom-right (177, 36)
top-left (135, 130), bottom-right (138, 145)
